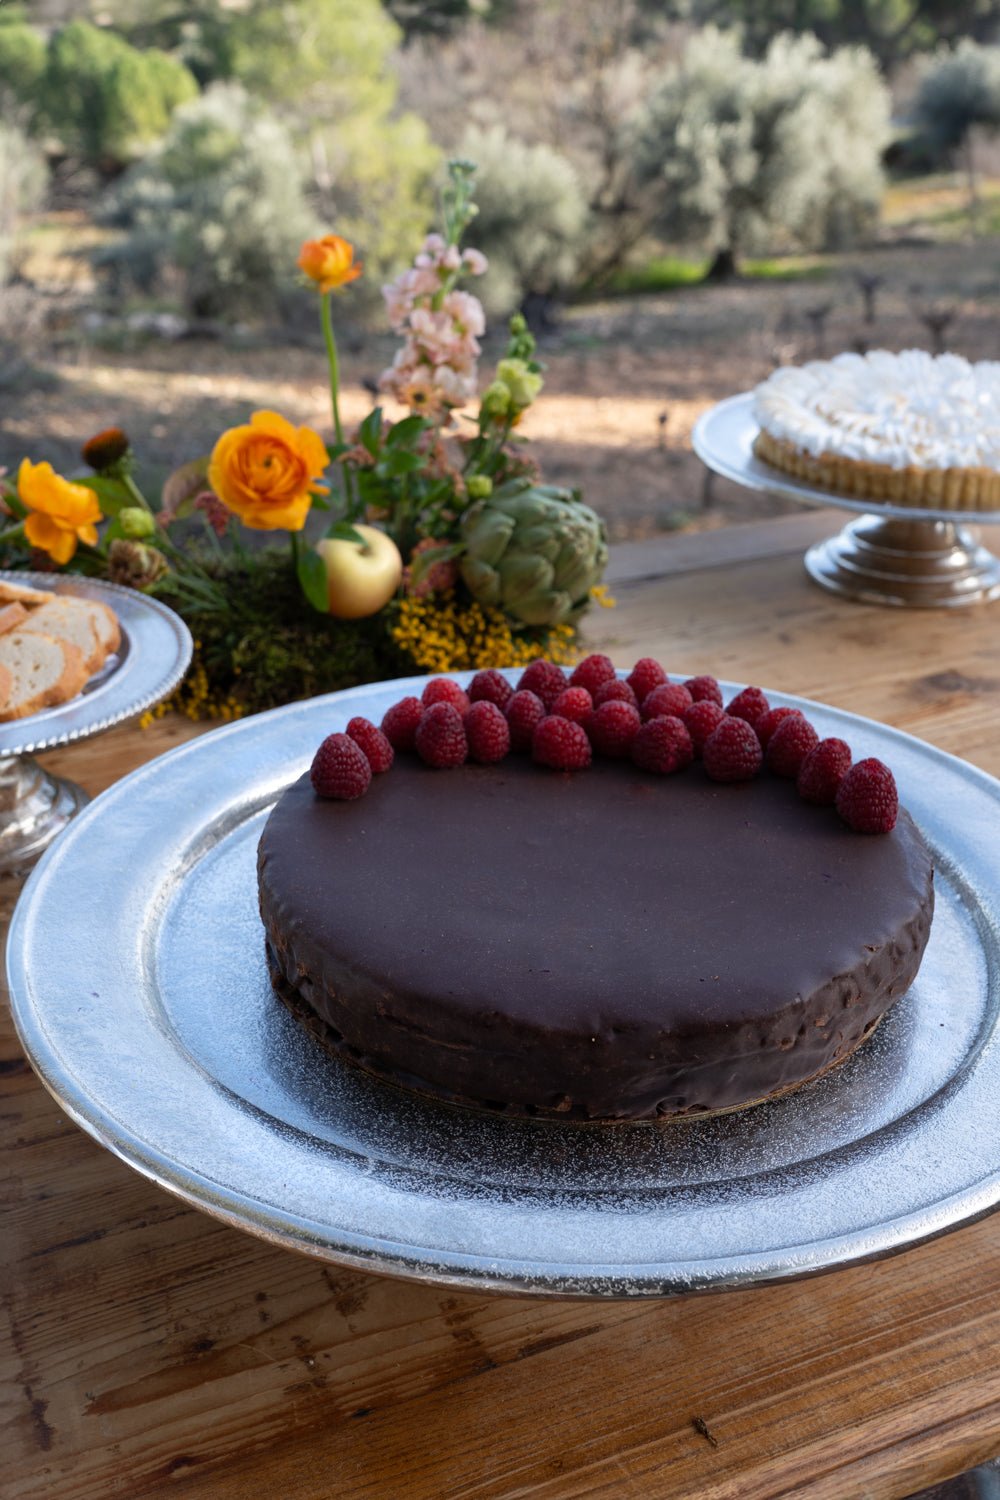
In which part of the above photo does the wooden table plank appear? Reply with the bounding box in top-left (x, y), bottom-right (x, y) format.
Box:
top-left (4, 518), bottom-right (1000, 1500)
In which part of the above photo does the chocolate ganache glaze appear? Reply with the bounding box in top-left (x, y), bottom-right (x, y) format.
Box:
top-left (258, 755), bottom-right (934, 1121)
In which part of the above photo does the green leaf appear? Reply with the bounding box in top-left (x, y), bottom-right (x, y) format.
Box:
top-left (357, 407), bottom-right (384, 458)
top-left (296, 544), bottom-right (329, 613)
top-left (378, 450), bottom-right (423, 478)
top-left (76, 474), bottom-right (133, 517)
top-left (325, 521), bottom-right (365, 546)
top-left (310, 492), bottom-right (331, 511)
top-left (385, 415), bottom-right (427, 449)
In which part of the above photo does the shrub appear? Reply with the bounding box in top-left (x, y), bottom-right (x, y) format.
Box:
top-left (0, 18), bottom-right (46, 130)
top-left (96, 84), bottom-right (317, 319)
top-left (42, 20), bottom-right (199, 174)
top-left (0, 123), bottom-right (46, 285)
top-left (912, 41), bottom-right (1000, 155)
top-left (457, 125), bottom-right (589, 315)
top-left (635, 29), bottom-right (891, 274)
top-left (225, 0), bottom-right (440, 292)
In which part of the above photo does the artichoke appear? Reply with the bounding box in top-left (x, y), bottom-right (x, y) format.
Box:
top-left (459, 481), bottom-right (609, 627)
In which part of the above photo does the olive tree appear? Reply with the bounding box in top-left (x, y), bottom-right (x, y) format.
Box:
top-left (635, 28), bottom-right (892, 278)
top-left (458, 125), bottom-right (589, 316)
top-left (911, 41), bottom-right (1000, 228)
top-left (96, 84), bottom-right (317, 318)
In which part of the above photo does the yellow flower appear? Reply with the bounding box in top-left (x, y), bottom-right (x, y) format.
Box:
top-left (17, 459), bottom-right (103, 565)
top-left (208, 411), bottom-right (329, 532)
top-left (298, 234), bottom-right (363, 293)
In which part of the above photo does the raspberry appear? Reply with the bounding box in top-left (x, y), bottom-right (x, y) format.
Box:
top-left (346, 716), bottom-right (394, 773)
top-left (517, 658), bottom-right (568, 709)
top-left (766, 715), bottom-right (819, 778)
top-left (594, 678), bottom-right (638, 710)
top-left (631, 715), bottom-right (693, 775)
top-left (682, 700), bottom-right (727, 756)
top-left (835, 758), bottom-right (898, 834)
top-left (468, 669), bottom-right (514, 710)
top-left (683, 674), bottom-right (723, 707)
top-left (465, 700), bottom-right (511, 764)
top-left (505, 689), bottom-right (546, 751)
top-left (702, 717), bottom-right (763, 782)
top-left (641, 681), bottom-right (693, 722)
top-left (626, 657), bottom-right (667, 704)
top-left (532, 714), bottom-right (592, 771)
top-left (422, 676), bottom-right (470, 714)
top-left (725, 685), bottom-right (770, 728)
top-left (755, 706), bottom-right (803, 749)
top-left (587, 700), bottom-right (641, 757)
top-left (414, 702), bottom-right (468, 768)
top-left (569, 653), bottom-right (617, 696)
top-left (381, 696), bottom-right (423, 752)
top-left (551, 686), bottom-right (593, 724)
top-left (310, 733), bottom-right (372, 800)
top-left (797, 738), bottom-right (852, 806)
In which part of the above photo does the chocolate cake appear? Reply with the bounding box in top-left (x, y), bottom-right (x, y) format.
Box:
top-left (258, 753), bottom-right (934, 1121)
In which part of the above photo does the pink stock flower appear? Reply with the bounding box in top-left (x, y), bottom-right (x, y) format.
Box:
top-left (379, 234), bottom-right (490, 419)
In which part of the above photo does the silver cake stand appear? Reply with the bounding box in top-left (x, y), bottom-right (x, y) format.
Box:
top-left (693, 393), bottom-right (1000, 608)
top-left (0, 572), bottom-right (192, 877)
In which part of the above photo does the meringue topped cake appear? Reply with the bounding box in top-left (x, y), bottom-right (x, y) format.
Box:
top-left (753, 350), bottom-right (1000, 511)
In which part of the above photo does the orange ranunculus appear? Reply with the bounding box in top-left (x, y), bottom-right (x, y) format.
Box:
top-left (17, 459), bottom-right (103, 565)
top-left (207, 411), bottom-right (329, 532)
top-left (298, 234), bottom-right (363, 293)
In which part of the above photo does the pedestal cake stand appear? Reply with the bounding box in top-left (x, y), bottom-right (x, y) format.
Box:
top-left (692, 392), bottom-right (1000, 608)
top-left (0, 573), bottom-right (192, 876)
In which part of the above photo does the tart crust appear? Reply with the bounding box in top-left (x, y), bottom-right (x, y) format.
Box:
top-left (754, 428), bottom-right (1000, 512)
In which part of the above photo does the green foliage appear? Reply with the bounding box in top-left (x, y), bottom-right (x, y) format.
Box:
top-left (656, 2), bottom-right (1000, 66)
top-left (0, 18), bottom-right (46, 129)
top-left (636, 29), bottom-right (891, 268)
top-left (0, 123), bottom-right (46, 285)
top-left (457, 125), bottom-right (588, 315)
top-left (96, 83), bottom-right (317, 318)
top-left (386, 0), bottom-right (517, 39)
top-left (159, 549), bottom-right (411, 715)
top-left (912, 41), bottom-right (1000, 152)
top-left (42, 21), bottom-right (199, 173)
top-left (224, 0), bottom-right (440, 290)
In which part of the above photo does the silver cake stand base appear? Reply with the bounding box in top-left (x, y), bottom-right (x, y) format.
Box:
top-left (0, 571), bottom-right (192, 877)
top-left (0, 757), bottom-right (89, 879)
top-left (693, 394), bottom-right (1000, 610)
top-left (805, 515), bottom-right (1000, 609)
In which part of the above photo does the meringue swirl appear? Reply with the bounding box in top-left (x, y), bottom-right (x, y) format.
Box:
top-left (754, 350), bottom-right (1000, 472)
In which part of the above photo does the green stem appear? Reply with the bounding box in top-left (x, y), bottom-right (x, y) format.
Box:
top-left (321, 291), bottom-right (357, 517)
top-left (0, 521), bottom-right (25, 546)
top-left (123, 472), bottom-right (153, 513)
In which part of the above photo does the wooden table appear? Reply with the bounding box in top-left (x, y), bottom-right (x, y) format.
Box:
top-left (5, 510), bottom-right (1000, 1500)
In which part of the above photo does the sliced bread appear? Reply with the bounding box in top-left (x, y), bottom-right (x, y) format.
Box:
top-left (0, 602), bottom-right (28, 636)
top-left (0, 632), bottom-right (88, 721)
top-left (0, 580), bottom-right (54, 607)
top-left (87, 598), bottom-right (121, 659)
top-left (0, 662), bottom-right (10, 714)
top-left (18, 597), bottom-right (108, 675)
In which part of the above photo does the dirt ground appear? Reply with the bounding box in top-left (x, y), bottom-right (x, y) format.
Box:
top-left (2, 238), bottom-right (998, 543)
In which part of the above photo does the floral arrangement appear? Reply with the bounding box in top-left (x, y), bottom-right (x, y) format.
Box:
top-left (0, 161), bottom-right (610, 720)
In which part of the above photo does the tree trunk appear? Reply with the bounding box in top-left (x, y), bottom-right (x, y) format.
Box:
top-left (704, 247), bottom-right (739, 282)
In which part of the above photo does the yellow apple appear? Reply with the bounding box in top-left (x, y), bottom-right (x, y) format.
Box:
top-left (315, 525), bottom-right (403, 620)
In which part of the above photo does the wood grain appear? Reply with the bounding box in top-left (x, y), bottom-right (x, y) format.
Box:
top-left (4, 516), bottom-right (1000, 1500)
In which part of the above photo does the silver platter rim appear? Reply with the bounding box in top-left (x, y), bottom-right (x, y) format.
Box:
top-left (7, 675), bottom-right (1000, 1297)
top-left (0, 570), bottom-right (192, 756)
